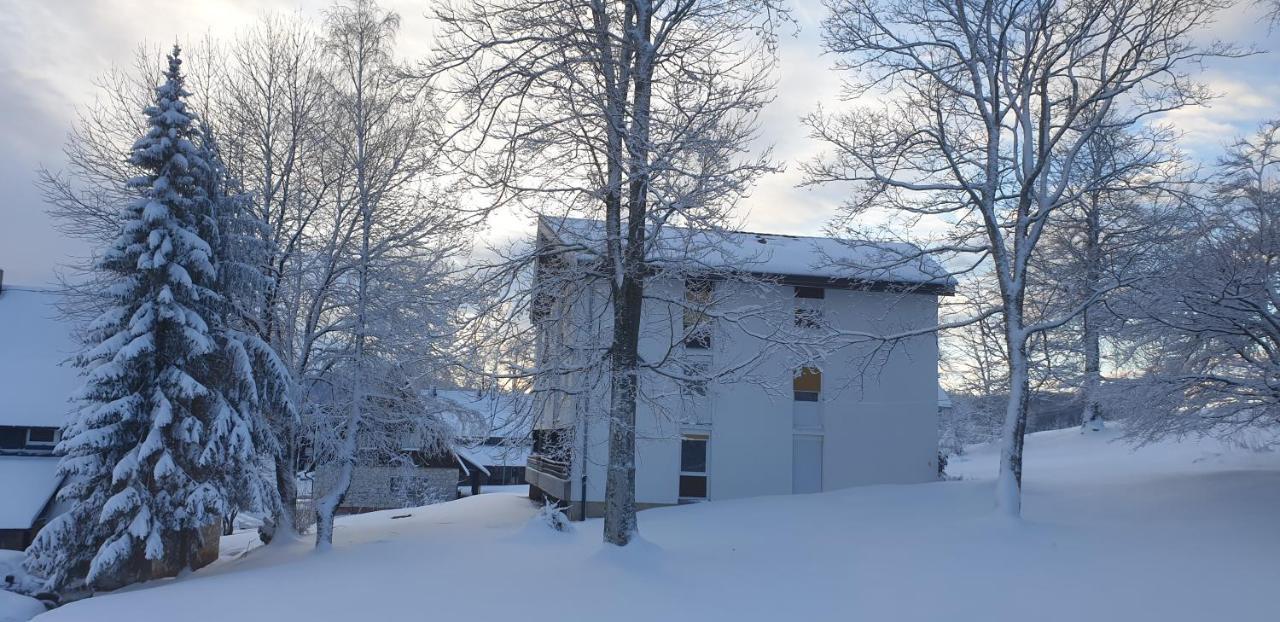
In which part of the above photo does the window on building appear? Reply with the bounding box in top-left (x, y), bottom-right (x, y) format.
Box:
top-left (683, 278), bottom-right (714, 349)
top-left (679, 435), bottom-right (709, 500)
top-left (680, 359), bottom-right (710, 398)
top-left (793, 367), bottom-right (821, 402)
top-left (25, 427), bottom-right (56, 450)
top-left (794, 307), bottom-right (822, 329)
top-left (794, 286), bottom-right (825, 299)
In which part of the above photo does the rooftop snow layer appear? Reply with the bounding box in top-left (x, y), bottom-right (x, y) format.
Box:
top-left (540, 216), bottom-right (955, 289)
top-left (0, 455), bottom-right (62, 529)
top-left (433, 389), bottom-right (529, 440)
top-left (0, 287), bottom-right (80, 428)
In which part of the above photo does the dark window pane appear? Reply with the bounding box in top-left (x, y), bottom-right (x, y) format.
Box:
top-left (681, 361), bottom-right (709, 397)
top-left (684, 332), bottom-right (712, 349)
top-left (681, 439), bottom-right (707, 473)
top-left (685, 278), bottom-right (714, 303)
top-left (794, 286), bottom-right (825, 299)
top-left (679, 475), bottom-right (707, 498)
top-left (685, 380), bottom-right (708, 397)
top-left (27, 428), bottom-right (55, 443)
top-left (684, 279), bottom-right (714, 349)
top-left (794, 391), bottom-right (819, 402)
top-left (795, 308), bottom-right (821, 328)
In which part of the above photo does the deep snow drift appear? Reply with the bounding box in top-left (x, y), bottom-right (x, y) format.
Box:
top-left (19, 426), bottom-right (1280, 621)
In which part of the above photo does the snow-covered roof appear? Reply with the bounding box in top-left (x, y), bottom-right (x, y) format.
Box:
top-left (0, 287), bottom-right (80, 428)
top-left (539, 216), bottom-right (955, 291)
top-left (0, 455), bottom-right (62, 529)
top-left (465, 442), bottom-right (531, 468)
top-left (938, 387), bottom-right (953, 409)
top-left (431, 389), bottom-right (530, 440)
top-left (427, 390), bottom-right (532, 469)
top-left (452, 448), bottom-right (491, 477)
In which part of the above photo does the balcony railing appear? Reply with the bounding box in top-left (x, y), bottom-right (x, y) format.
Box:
top-left (527, 454), bottom-right (570, 479)
top-left (526, 453), bottom-right (572, 501)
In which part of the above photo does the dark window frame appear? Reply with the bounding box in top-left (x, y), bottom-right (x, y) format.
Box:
top-left (793, 367), bottom-right (822, 402)
top-left (25, 427), bottom-right (57, 449)
top-left (680, 360), bottom-right (710, 398)
top-left (683, 278), bottom-right (714, 349)
top-left (679, 435), bottom-right (709, 500)
top-left (794, 307), bottom-right (822, 329)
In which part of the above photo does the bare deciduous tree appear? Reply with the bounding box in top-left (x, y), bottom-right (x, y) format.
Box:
top-left (310, 0), bottom-right (469, 550)
top-left (1118, 121), bottom-right (1280, 444)
top-left (430, 0), bottom-right (786, 545)
top-left (806, 0), bottom-right (1238, 516)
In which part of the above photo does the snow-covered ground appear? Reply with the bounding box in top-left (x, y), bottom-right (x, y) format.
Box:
top-left (14, 426), bottom-right (1280, 621)
top-left (0, 552), bottom-right (44, 622)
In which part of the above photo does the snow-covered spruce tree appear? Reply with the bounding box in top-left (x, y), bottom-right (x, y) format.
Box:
top-left (195, 120), bottom-right (298, 539)
top-left (34, 27), bottom-right (314, 541)
top-left (27, 47), bottom-right (244, 591)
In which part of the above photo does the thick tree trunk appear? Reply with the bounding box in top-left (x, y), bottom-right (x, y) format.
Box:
top-left (602, 0), bottom-right (654, 548)
top-left (996, 330), bottom-right (1030, 517)
top-left (268, 452), bottom-right (299, 540)
top-left (603, 273), bottom-right (644, 546)
top-left (314, 405), bottom-right (360, 551)
top-left (312, 456), bottom-right (353, 551)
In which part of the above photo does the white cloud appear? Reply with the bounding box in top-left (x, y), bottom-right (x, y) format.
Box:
top-left (0, 0), bottom-right (1276, 284)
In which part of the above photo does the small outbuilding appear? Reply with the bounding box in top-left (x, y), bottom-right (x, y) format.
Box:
top-left (0, 275), bottom-right (78, 550)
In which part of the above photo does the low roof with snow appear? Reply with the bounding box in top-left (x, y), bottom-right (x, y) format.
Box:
top-left (0, 287), bottom-right (80, 428)
top-left (431, 389), bottom-right (530, 441)
top-left (428, 390), bottom-right (532, 469)
top-left (938, 387), bottom-right (953, 409)
top-left (538, 217), bottom-right (955, 293)
top-left (0, 456), bottom-right (62, 530)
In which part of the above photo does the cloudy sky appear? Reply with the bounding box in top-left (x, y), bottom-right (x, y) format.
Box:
top-left (0, 0), bottom-right (1276, 286)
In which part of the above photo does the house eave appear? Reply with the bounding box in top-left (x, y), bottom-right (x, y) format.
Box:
top-left (755, 272), bottom-right (956, 296)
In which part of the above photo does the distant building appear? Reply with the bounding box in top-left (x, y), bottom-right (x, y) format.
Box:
top-left (317, 389), bottom-right (532, 514)
top-left (436, 389), bottom-right (532, 488)
top-left (0, 274), bottom-right (78, 550)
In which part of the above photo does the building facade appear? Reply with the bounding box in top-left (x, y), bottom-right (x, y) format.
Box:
top-left (525, 219), bottom-right (953, 519)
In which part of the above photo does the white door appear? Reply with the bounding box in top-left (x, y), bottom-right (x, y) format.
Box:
top-left (792, 435), bottom-right (823, 494)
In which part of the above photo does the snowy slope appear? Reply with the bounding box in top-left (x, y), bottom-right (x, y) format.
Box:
top-left (0, 591), bottom-right (43, 622)
top-left (0, 550), bottom-right (43, 622)
top-left (25, 426), bottom-right (1280, 622)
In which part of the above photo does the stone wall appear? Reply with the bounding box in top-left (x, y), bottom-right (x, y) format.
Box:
top-left (316, 465), bottom-right (459, 512)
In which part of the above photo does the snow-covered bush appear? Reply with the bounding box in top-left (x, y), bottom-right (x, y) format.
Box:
top-left (534, 502), bottom-right (573, 533)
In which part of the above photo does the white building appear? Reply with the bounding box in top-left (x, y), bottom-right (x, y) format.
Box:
top-left (525, 219), bottom-right (953, 519)
top-left (0, 275), bottom-right (79, 549)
